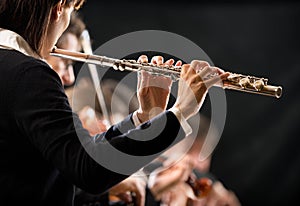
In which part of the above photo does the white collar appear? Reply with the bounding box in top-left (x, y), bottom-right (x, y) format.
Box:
top-left (0, 28), bottom-right (41, 59)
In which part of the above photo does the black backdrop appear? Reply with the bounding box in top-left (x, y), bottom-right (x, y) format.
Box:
top-left (77, 1), bottom-right (300, 205)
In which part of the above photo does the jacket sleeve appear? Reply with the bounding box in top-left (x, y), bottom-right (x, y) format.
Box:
top-left (12, 61), bottom-right (185, 194)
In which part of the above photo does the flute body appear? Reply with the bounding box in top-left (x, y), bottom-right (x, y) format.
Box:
top-left (50, 48), bottom-right (282, 98)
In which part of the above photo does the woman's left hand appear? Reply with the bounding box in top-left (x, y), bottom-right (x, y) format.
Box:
top-left (136, 55), bottom-right (182, 123)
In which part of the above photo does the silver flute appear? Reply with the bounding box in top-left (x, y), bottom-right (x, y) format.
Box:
top-left (50, 47), bottom-right (282, 98)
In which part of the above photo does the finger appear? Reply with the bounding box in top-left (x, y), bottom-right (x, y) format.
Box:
top-left (180, 64), bottom-right (190, 77)
top-left (190, 60), bottom-right (210, 72)
top-left (197, 66), bottom-right (214, 79)
top-left (201, 66), bottom-right (230, 82)
top-left (206, 197), bottom-right (219, 206)
top-left (164, 58), bottom-right (175, 66)
top-left (175, 60), bottom-right (182, 66)
top-left (183, 183), bottom-right (197, 200)
top-left (203, 74), bottom-right (225, 89)
top-left (212, 67), bottom-right (229, 78)
top-left (205, 181), bottom-right (229, 206)
top-left (134, 190), bottom-right (145, 206)
top-left (131, 179), bottom-right (146, 206)
top-left (118, 193), bottom-right (132, 203)
top-left (151, 56), bottom-right (164, 65)
top-left (137, 55), bottom-right (148, 63)
top-left (227, 191), bottom-right (241, 206)
top-left (211, 71), bottom-right (230, 89)
top-left (220, 72), bottom-right (230, 80)
top-left (217, 70), bottom-right (231, 82)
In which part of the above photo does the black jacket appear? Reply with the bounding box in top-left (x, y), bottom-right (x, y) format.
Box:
top-left (0, 49), bottom-right (184, 206)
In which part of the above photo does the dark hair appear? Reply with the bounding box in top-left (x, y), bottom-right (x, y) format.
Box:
top-left (0, 0), bottom-right (85, 54)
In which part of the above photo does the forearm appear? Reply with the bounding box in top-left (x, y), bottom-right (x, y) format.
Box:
top-left (13, 65), bottom-right (187, 194)
top-left (61, 111), bottom-right (186, 193)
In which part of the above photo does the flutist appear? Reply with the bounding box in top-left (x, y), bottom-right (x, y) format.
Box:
top-left (0, 0), bottom-right (229, 205)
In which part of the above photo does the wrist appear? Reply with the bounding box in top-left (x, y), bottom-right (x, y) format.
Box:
top-left (136, 107), bottom-right (164, 123)
top-left (169, 106), bottom-right (192, 136)
top-left (136, 110), bottom-right (149, 124)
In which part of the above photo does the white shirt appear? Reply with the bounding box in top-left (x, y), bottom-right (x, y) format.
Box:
top-left (0, 28), bottom-right (41, 59)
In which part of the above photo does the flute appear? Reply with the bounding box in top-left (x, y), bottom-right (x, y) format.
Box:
top-left (50, 47), bottom-right (282, 98)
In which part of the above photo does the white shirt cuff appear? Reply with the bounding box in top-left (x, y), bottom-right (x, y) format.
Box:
top-left (132, 110), bottom-right (142, 127)
top-left (133, 109), bottom-right (192, 136)
top-left (168, 107), bottom-right (192, 136)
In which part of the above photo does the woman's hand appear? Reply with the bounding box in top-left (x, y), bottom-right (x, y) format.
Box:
top-left (135, 55), bottom-right (182, 123)
top-left (172, 61), bottom-right (229, 120)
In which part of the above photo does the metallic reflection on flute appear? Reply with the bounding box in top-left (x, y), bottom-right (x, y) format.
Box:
top-left (50, 47), bottom-right (282, 98)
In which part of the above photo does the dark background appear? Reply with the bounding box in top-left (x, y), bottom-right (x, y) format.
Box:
top-left (77, 1), bottom-right (300, 205)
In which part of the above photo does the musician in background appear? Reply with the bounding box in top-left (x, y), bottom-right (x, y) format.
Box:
top-left (46, 12), bottom-right (84, 86)
top-left (65, 78), bottom-right (147, 206)
top-left (146, 115), bottom-right (241, 206)
top-left (68, 78), bottom-right (241, 206)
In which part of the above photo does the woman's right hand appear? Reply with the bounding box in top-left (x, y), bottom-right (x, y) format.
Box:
top-left (172, 60), bottom-right (229, 120)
